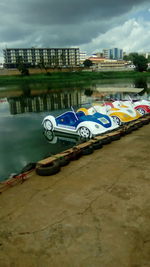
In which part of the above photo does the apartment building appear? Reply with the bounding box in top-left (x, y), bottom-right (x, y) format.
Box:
top-left (3, 48), bottom-right (80, 68)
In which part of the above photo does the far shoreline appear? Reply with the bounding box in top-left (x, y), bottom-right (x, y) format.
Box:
top-left (0, 69), bottom-right (150, 86)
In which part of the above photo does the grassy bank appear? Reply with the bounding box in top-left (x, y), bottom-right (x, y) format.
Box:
top-left (0, 70), bottom-right (150, 85)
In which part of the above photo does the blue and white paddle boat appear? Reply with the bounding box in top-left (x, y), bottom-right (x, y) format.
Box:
top-left (42, 107), bottom-right (118, 139)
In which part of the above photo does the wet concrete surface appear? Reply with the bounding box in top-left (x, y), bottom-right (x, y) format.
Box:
top-left (0, 124), bottom-right (150, 267)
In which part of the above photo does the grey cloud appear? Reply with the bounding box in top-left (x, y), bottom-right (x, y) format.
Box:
top-left (14, 0), bottom-right (150, 24)
top-left (0, 27), bottom-right (33, 42)
top-left (0, 0), bottom-right (149, 51)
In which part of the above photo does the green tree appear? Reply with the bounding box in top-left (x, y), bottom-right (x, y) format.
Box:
top-left (147, 55), bottom-right (150, 63)
top-left (133, 55), bottom-right (148, 72)
top-left (123, 53), bottom-right (148, 72)
top-left (17, 56), bottom-right (29, 76)
top-left (38, 58), bottom-right (49, 73)
top-left (123, 55), bottom-right (129, 61)
top-left (83, 59), bottom-right (93, 68)
top-left (123, 53), bottom-right (138, 62)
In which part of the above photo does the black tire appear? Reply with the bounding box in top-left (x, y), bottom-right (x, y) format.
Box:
top-left (137, 121), bottom-right (143, 128)
top-left (101, 136), bottom-right (111, 145)
top-left (111, 134), bottom-right (121, 141)
top-left (137, 122), bottom-right (143, 128)
top-left (82, 145), bottom-right (94, 155)
top-left (119, 129), bottom-right (125, 136)
top-left (125, 127), bottom-right (132, 134)
top-left (132, 125), bottom-right (138, 131)
top-left (21, 163), bottom-right (36, 173)
top-left (70, 149), bottom-right (82, 160)
top-left (92, 141), bottom-right (103, 150)
top-left (36, 161), bottom-right (60, 176)
top-left (143, 119), bottom-right (149, 125)
top-left (58, 156), bottom-right (70, 167)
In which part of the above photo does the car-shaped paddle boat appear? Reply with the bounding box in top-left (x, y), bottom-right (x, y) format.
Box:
top-left (104, 102), bottom-right (141, 125)
top-left (77, 106), bottom-right (119, 127)
top-left (123, 99), bottom-right (150, 116)
top-left (42, 109), bottom-right (119, 139)
top-left (78, 103), bottom-right (141, 126)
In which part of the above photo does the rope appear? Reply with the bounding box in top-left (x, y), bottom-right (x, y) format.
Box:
top-left (0, 169), bottom-right (34, 188)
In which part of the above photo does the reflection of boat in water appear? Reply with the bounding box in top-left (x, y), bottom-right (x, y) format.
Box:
top-left (43, 130), bottom-right (81, 144)
top-left (0, 98), bottom-right (7, 103)
top-left (95, 87), bottom-right (144, 93)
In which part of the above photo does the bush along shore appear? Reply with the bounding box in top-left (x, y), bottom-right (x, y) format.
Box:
top-left (0, 70), bottom-right (150, 85)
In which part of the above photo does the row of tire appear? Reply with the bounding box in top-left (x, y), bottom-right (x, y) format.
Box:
top-left (35, 117), bottom-right (150, 176)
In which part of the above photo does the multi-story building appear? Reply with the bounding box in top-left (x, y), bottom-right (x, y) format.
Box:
top-left (102, 48), bottom-right (123, 60)
top-left (3, 47), bottom-right (80, 68)
top-left (110, 48), bottom-right (123, 60)
top-left (102, 49), bottom-right (110, 59)
top-left (80, 51), bottom-right (88, 64)
top-left (88, 57), bottom-right (128, 71)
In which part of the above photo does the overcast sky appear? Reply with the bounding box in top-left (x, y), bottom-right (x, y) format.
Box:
top-left (0, 0), bottom-right (150, 60)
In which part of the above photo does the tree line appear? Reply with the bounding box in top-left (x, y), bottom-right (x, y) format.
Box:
top-left (17, 52), bottom-right (149, 76)
top-left (123, 53), bottom-right (148, 72)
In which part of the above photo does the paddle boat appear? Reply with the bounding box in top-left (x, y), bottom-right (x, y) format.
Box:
top-left (123, 99), bottom-right (150, 116)
top-left (42, 108), bottom-right (119, 139)
top-left (77, 102), bottom-right (141, 126)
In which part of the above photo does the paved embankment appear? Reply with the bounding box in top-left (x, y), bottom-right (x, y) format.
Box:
top-left (0, 123), bottom-right (150, 267)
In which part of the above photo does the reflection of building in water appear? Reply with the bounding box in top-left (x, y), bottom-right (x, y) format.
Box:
top-left (8, 91), bottom-right (82, 114)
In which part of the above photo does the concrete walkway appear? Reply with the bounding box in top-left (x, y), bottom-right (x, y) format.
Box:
top-left (0, 124), bottom-right (150, 267)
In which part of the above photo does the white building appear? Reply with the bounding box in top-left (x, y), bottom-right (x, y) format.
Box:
top-left (80, 51), bottom-right (88, 64)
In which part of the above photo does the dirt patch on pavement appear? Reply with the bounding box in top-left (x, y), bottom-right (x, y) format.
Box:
top-left (0, 124), bottom-right (150, 267)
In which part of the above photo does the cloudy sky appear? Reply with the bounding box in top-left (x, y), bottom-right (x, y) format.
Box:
top-left (0, 0), bottom-right (150, 60)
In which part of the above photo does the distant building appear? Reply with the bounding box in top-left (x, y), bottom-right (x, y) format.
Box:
top-left (88, 57), bottom-right (105, 64)
top-left (93, 52), bottom-right (104, 58)
top-left (3, 48), bottom-right (80, 68)
top-left (102, 48), bottom-right (123, 60)
top-left (88, 57), bottom-right (129, 71)
top-left (102, 49), bottom-right (110, 59)
top-left (110, 48), bottom-right (123, 60)
top-left (80, 51), bottom-right (88, 64)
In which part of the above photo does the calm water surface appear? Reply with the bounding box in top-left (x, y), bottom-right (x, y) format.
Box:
top-left (0, 78), bottom-right (149, 181)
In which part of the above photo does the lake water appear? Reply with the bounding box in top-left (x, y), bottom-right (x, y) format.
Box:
top-left (0, 78), bottom-right (150, 181)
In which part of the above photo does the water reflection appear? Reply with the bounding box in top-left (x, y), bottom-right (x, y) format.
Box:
top-left (43, 130), bottom-right (81, 145)
top-left (0, 79), bottom-right (150, 181)
top-left (134, 76), bottom-right (150, 97)
top-left (0, 113), bottom-right (80, 181)
top-left (7, 89), bottom-right (82, 115)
